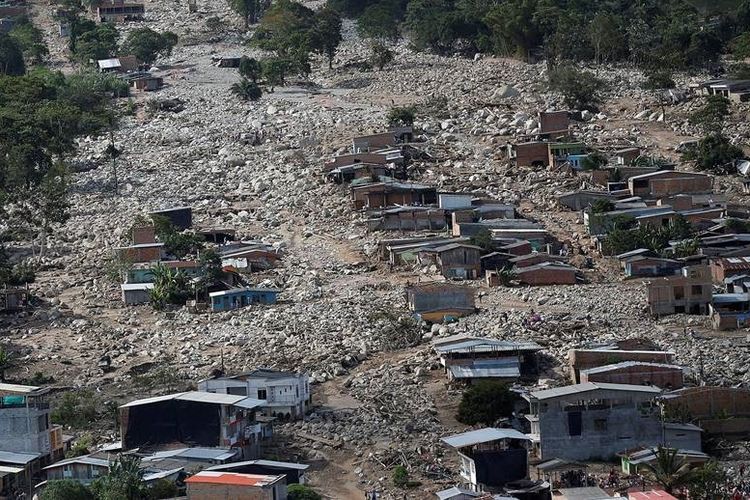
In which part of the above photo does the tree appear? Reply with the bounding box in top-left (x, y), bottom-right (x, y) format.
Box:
top-left (288, 484), bottom-right (323, 500)
top-left (91, 455), bottom-right (146, 500)
top-left (228, 0), bottom-right (267, 27)
top-left (149, 263), bottom-right (193, 309)
top-left (262, 58), bottom-right (290, 85)
top-left (484, 0), bottom-right (540, 60)
top-left (253, 0), bottom-right (317, 55)
top-left (148, 478), bottom-right (179, 499)
top-left (643, 70), bottom-right (675, 90)
top-left (311, 6), bottom-right (342, 68)
top-left (386, 106), bottom-right (415, 127)
top-left (690, 95), bottom-right (730, 134)
top-left (547, 65), bottom-right (605, 111)
top-left (9, 18), bottom-right (49, 65)
top-left (73, 23), bottom-right (119, 64)
top-left (641, 446), bottom-right (695, 494)
top-left (590, 199), bottom-right (614, 213)
top-left (121, 28), bottom-right (178, 65)
top-left (687, 461), bottom-right (726, 500)
top-left (370, 41), bottom-right (393, 70)
top-left (682, 134), bottom-right (744, 174)
top-left (580, 151), bottom-right (607, 170)
top-left (589, 12), bottom-right (624, 64)
top-left (357, 2), bottom-right (399, 40)
top-left (470, 228), bottom-right (493, 252)
top-left (0, 33), bottom-right (25, 75)
top-left (40, 480), bottom-right (95, 500)
top-left (0, 345), bottom-right (13, 381)
top-left (239, 56), bottom-right (262, 82)
top-left (231, 77), bottom-right (263, 101)
top-left (393, 465), bottom-right (409, 488)
top-left (51, 390), bottom-right (98, 428)
top-left (456, 381), bottom-right (517, 426)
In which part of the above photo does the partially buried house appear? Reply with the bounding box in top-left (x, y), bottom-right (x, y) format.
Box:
top-left (405, 283), bottom-right (476, 322)
top-left (433, 335), bottom-right (542, 384)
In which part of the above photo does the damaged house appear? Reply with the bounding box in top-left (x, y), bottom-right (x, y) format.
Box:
top-left (523, 383), bottom-right (702, 461)
top-left (433, 335), bottom-right (542, 384)
top-left (119, 391), bottom-right (267, 459)
top-left (441, 428), bottom-right (531, 493)
top-left (406, 283), bottom-right (476, 322)
top-left (418, 243), bottom-right (482, 280)
top-left (350, 179), bottom-right (437, 210)
top-left (646, 265), bottom-right (712, 316)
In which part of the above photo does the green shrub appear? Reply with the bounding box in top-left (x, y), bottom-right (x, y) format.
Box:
top-left (457, 381), bottom-right (517, 426)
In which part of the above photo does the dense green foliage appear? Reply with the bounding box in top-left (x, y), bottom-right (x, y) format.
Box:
top-left (0, 33), bottom-right (25, 75)
top-left (690, 95), bottom-right (731, 134)
top-left (601, 216), bottom-right (695, 255)
top-left (40, 480), bottom-right (96, 500)
top-left (9, 17), bottom-right (49, 66)
top-left (231, 77), bottom-right (263, 100)
top-left (682, 133), bottom-right (744, 173)
top-left (252, 0), bottom-right (343, 77)
top-left (456, 381), bottom-right (517, 426)
top-left (387, 106), bottom-right (415, 126)
top-left (51, 390), bottom-right (99, 428)
top-left (121, 28), bottom-right (178, 65)
top-left (288, 484), bottom-right (323, 500)
top-left (370, 41), bottom-right (394, 69)
top-left (325, 0), bottom-right (742, 67)
top-left (239, 56), bottom-right (262, 81)
top-left (228, 0), bottom-right (270, 26)
top-left (90, 455), bottom-right (146, 500)
top-left (547, 65), bottom-right (605, 111)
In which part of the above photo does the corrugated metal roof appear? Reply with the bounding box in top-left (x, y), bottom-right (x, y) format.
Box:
top-left (185, 471), bottom-right (282, 486)
top-left (580, 362), bottom-right (682, 376)
top-left (436, 486), bottom-right (481, 500)
top-left (528, 382), bottom-right (662, 401)
top-left (0, 466), bottom-right (24, 474)
top-left (433, 336), bottom-right (542, 355)
top-left (146, 447), bottom-right (238, 462)
top-left (120, 391), bottom-right (265, 409)
top-left (0, 450), bottom-right (41, 465)
top-left (143, 467), bottom-right (183, 482)
top-left (207, 459), bottom-right (310, 472)
top-left (557, 486), bottom-right (612, 500)
top-left (0, 383), bottom-right (45, 395)
top-left (208, 287), bottom-right (282, 298)
top-left (97, 58), bottom-right (121, 69)
top-left (441, 428), bottom-right (531, 448)
top-left (43, 455), bottom-right (110, 470)
top-left (121, 283), bottom-right (155, 291)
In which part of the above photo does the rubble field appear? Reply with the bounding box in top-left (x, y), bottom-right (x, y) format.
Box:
top-left (5, 0), bottom-right (750, 497)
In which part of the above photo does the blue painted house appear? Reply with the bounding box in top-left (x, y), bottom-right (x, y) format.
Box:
top-left (209, 288), bottom-right (281, 312)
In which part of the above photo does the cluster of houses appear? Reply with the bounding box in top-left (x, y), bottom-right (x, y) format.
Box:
top-left (117, 206), bottom-right (282, 312)
top-left (433, 338), bottom-right (743, 499)
top-left (549, 131), bottom-right (750, 331)
top-left (0, 369), bottom-right (311, 498)
top-left (326, 125), bottom-right (581, 287)
top-left (96, 54), bottom-right (165, 93)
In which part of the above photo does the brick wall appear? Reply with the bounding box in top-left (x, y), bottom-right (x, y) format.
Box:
top-left (515, 143), bottom-right (550, 167)
top-left (581, 364), bottom-right (684, 389)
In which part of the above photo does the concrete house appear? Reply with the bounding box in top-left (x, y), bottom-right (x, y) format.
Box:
top-left (198, 369), bottom-right (310, 420)
top-left (185, 471), bottom-right (287, 500)
top-left (646, 265), bottom-right (712, 316)
top-left (120, 282), bottom-right (154, 305)
top-left (406, 283), bottom-right (476, 322)
top-left (441, 428), bottom-right (531, 492)
top-left (523, 383), bottom-right (702, 461)
top-left (419, 243), bottom-right (482, 280)
top-left (119, 392), bottom-right (266, 459)
top-left (628, 171), bottom-right (713, 198)
top-left (623, 256), bottom-right (682, 279)
top-left (579, 362), bottom-right (684, 389)
top-left (208, 288), bottom-right (281, 312)
top-left (433, 335), bottom-right (542, 384)
top-left (115, 242), bottom-right (165, 263)
top-left (0, 384), bottom-right (67, 495)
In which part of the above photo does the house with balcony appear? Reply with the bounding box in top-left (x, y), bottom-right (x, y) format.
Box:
top-left (198, 369), bottom-right (310, 420)
top-left (119, 391), bottom-right (267, 459)
top-left (441, 428), bottom-right (531, 493)
top-left (522, 382), bottom-right (702, 461)
top-left (0, 383), bottom-right (67, 496)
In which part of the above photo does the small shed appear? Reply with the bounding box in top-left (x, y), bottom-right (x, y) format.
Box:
top-left (121, 283), bottom-right (154, 305)
top-left (209, 288), bottom-right (281, 312)
top-left (1, 287), bottom-right (29, 312)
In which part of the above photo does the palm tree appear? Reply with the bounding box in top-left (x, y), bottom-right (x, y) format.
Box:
top-left (640, 446), bottom-right (694, 493)
top-left (231, 78), bottom-right (262, 101)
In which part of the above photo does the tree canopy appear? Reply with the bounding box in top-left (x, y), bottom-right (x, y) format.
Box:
top-left (456, 381), bottom-right (517, 426)
top-left (121, 28), bottom-right (178, 65)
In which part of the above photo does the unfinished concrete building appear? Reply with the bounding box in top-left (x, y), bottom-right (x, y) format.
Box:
top-left (523, 383), bottom-right (702, 461)
top-left (646, 265), bottom-right (712, 316)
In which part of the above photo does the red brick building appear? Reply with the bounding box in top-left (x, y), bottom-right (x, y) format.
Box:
top-left (628, 171), bottom-right (713, 198)
top-left (579, 361), bottom-right (684, 389)
top-left (515, 263), bottom-right (577, 285)
top-left (569, 348), bottom-right (676, 383)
